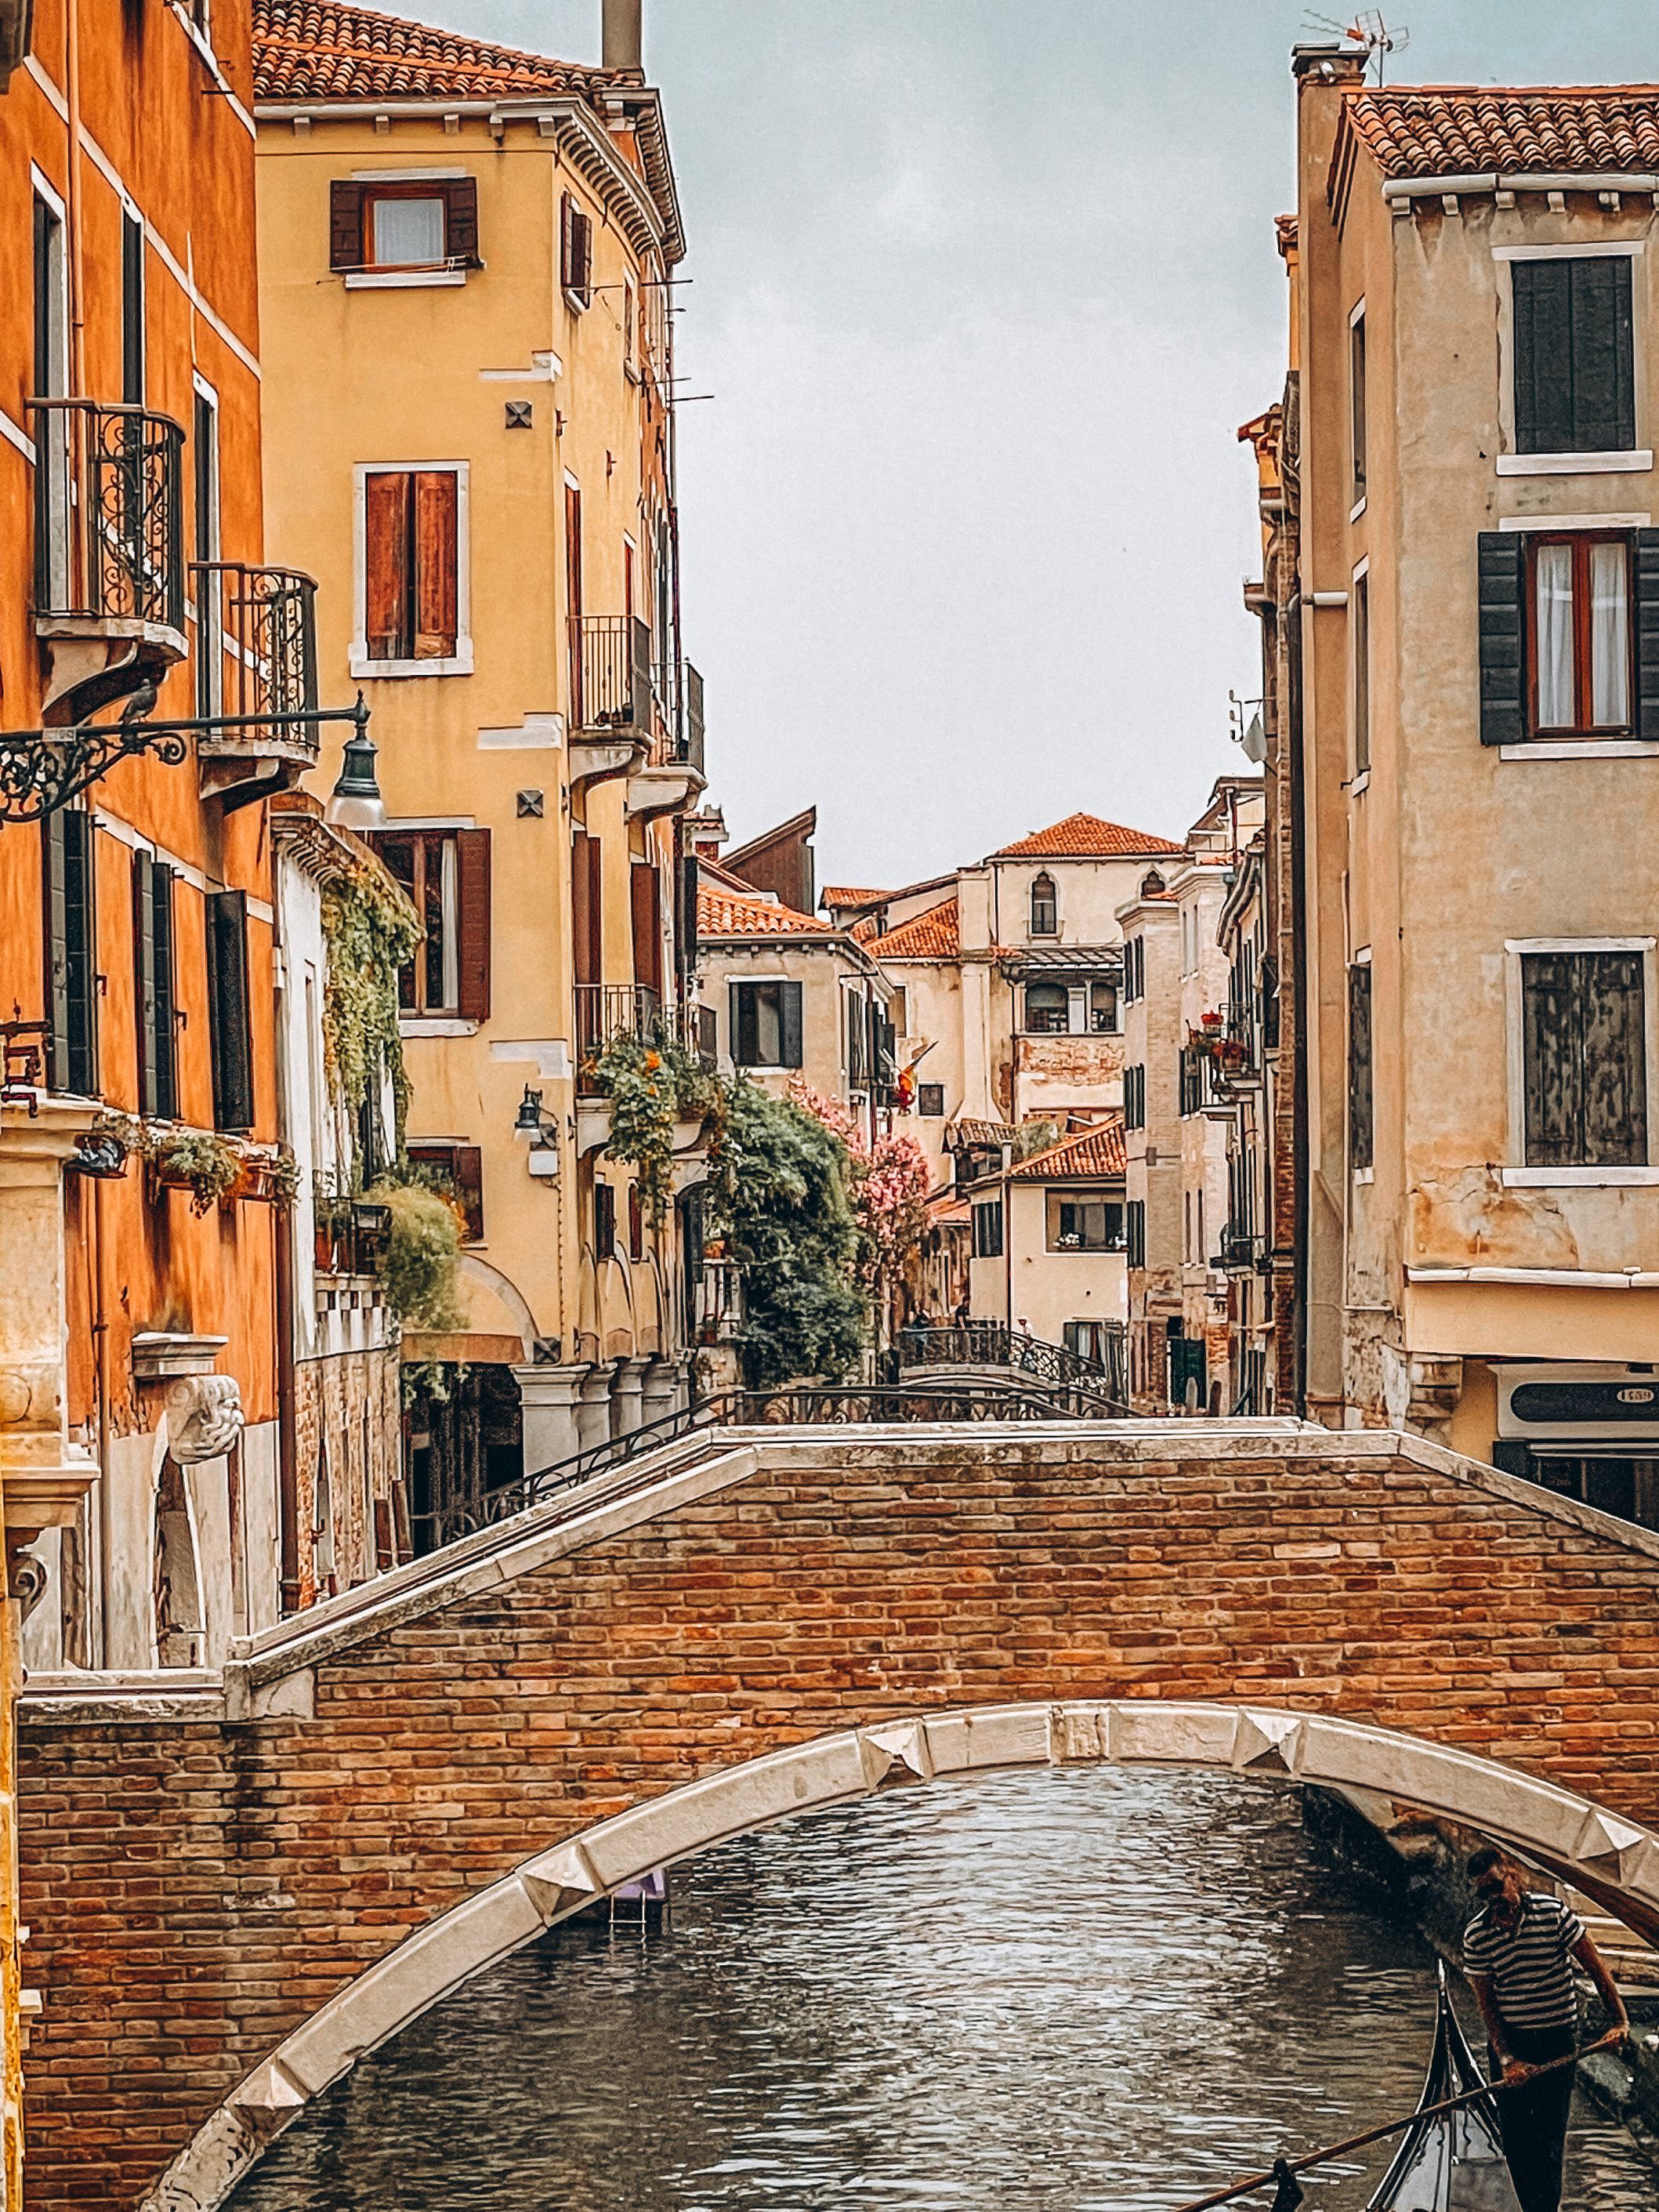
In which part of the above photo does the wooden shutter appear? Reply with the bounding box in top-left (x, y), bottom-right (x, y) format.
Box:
top-left (1571, 256), bottom-right (1635, 454)
top-left (630, 861), bottom-right (662, 995)
top-left (413, 471), bottom-right (458, 658)
top-left (1523, 952), bottom-right (1578, 1166)
top-left (455, 829), bottom-right (491, 1022)
top-left (1477, 532), bottom-right (1526, 745)
top-left (779, 979), bottom-right (803, 1070)
top-left (408, 1143), bottom-right (484, 1242)
top-left (206, 890), bottom-right (253, 1132)
top-left (44, 810), bottom-right (96, 1096)
top-left (1635, 531), bottom-right (1659, 740)
top-left (679, 853), bottom-right (699, 964)
top-left (1582, 952), bottom-right (1646, 1165)
top-left (121, 209), bottom-right (143, 404)
top-left (151, 862), bottom-right (176, 1120)
top-left (329, 181), bottom-right (367, 272)
top-left (135, 850), bottom-right (158, 1118)
top-left (593, 1178), bottom-right (614, 1259)
top-left (364, 471), bottom-right (413, 661)
top-left (1347, 963), bottom-right (1372, 1172)
top-left (1512, 258), bottom-right (1573, 455)
top-left (443, 177), bottom-right (480, 267)
top-left (730, 982), bottom-right (754, 1067)
top-left (572, 830), bottom-right (602, 986)
top-left (628, 1181), bottom-right (643, 1262)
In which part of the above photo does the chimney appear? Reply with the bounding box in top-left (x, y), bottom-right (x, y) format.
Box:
top-left (603, 0), bottom-right (642, 73)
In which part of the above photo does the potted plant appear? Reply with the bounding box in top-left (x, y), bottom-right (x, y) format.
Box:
top-left (146, 1128), bottom-right (245, 1217)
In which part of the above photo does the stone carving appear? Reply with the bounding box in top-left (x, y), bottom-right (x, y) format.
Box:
top-left (164, 1374), bottom-right (245, 1465)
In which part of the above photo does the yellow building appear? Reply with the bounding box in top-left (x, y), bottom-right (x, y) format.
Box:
top-left (254, 0), bottom-right (705, 1503)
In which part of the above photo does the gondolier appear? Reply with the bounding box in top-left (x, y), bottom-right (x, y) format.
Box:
top-left (1462, 1846), bottom-right (1629, 2212)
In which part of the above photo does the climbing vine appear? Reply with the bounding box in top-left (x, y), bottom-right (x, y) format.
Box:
top-left (320, 860), bottom-right (422, 1181)
top-left (590, 1033), bottom-right (723, 1222)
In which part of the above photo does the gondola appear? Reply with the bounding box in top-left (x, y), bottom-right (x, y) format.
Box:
top-left (1365, 1962), bottom-right (1521, 2211)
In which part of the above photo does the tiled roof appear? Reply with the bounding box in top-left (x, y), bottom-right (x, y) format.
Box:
top-left (868, 898), bottom-right (959, 962)
top-left (252, 0), bottom-right (610, 103)
top-left (696, 884), bottom-right (826, 940)
top-left (946, 1118), bottom-right (1017, 1151)
top-left (1346, 85), bottom-right (1659, 182)
top-left (993, 813), bottom-right (1184, 860)
top-left (1009, 1118), bottom-right (1127, 1182)
top-left (821, 885), bottom-right (890, 909)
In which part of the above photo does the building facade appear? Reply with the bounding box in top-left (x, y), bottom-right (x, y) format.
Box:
top-left (255, 0), bottom-right (705, 1500)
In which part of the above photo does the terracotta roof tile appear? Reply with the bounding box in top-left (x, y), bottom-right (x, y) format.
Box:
top-left (252, 0), bottom-right (610, 103)
top-left (821, 885), bottom-right (891, 908)
top-left (993, 813), bottom-right (1183, 860)
top-left (696, 885), bottom-right (826, 940)
top-left (1346, 85), bottom-right (1659, 182)
top-left (1009, 1118), bottom-right (1127, 1181)
top-left (867, 897), bottom-right (959, 962)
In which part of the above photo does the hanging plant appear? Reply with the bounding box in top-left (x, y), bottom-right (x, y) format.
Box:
top-left (321, 859), bottom-right (422, 1180)
top-left (146, 1127), bottom-right (245, 1216)
top-left (592, 1033), bottom-right (723, 1223)
top-left (364, 1177), bottom-right (465, 1330)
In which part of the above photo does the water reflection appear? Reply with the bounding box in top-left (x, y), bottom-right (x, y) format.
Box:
top-left (229, 1768), bottom-right (1654, 2210)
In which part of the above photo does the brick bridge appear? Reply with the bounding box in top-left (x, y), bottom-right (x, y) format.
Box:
top-left (18, 1419), bottom-right (1659, 2211)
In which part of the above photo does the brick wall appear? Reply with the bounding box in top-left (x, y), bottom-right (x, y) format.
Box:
top-left (18, 1436), bottom-right (1659, 2208)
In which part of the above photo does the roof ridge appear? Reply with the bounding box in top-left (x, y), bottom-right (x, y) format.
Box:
top-left (252, 0), bottom-right (613, 103)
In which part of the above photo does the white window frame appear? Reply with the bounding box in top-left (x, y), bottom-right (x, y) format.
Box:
top-left (1349, 554), bottom-right (1371, 792)
top-left (1492, 242), bottom-right (1651, 477)
top-left (1348, 296), bottom-right (1367, 522)
top-left (350, 459), bottom-right (473, 679)
top-left (1501, 934), bottom-right (1659, 1184)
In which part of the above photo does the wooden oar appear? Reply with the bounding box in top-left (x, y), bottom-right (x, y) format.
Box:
top-left (1165, 2033), bottom-right (1623, 2212)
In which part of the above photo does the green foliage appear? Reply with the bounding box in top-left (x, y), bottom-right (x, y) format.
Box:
top-left (705, 1078), bottom-right (867, 1387)
top-left (592, 1034), bottom-right (723, 1223)
top-left (364, 1178), bottom-right (465, 1331)
top-left (321, 861), bottom-right (422, 1180)
top-left (1012, 1119), bottom-right (1061, 1163)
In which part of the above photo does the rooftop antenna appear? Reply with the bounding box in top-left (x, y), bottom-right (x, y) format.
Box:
top-left (1301, 9), bottom-right (1409, 85)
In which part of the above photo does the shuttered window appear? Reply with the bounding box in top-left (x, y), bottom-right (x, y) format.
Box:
top-left (1125, 1199), bottom-right (1146, 1270)
top-left (560, 194), bottom-right (593, 307)
top-left (630, 861), bottom-right (662, 996)
top-left (1480, 528), bottom-right (1659, 743)
top-left (369, 829), bottom-right (490, 1019)
top-left (133, 851), bottom-right (177, 1120)
top-left (43, 808), bottom-right (97, 1097)
top-left (730, 980), bottom-right (802, 1069)
top-left (121, 206), bottom-right (144, 404)
top-left (1512, 256), bottom-right (1635, 455)
top-left (1522, 950), bottom-right (1647, 1168)
top-left (1353, 569), bottom-right (1371, 776)
top-left (329, 179), bottom-right (480, 273)
top-left (972, 1199), bottom-right (1003, 1260)
top-left (593, 1177), bottom-right (615, 1260)
top-left (363, 468), bottom-right (460, 663)
top-left (406, 1143), bottom-right (484, 1242)
top-left (1124, 1063), bottom-right (1145, 1131)
top-left (1349, 309), bottom-right (1367, 502)
top-left (206, 889), bottom-right (254, 1132)
top-left (1348, 962), bottom-right (1373, 1173)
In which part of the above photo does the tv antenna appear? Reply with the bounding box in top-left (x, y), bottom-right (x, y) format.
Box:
top-left (1302, 9), bottom-right (1409, 84)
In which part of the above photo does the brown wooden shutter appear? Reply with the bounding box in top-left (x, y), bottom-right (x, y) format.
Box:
top-left (779, 980), bottom-right (803, 1070)
top-left (364, 471), bottom-right (413, 661)
top-left (455, 829), bottom-right (491, 1022)
top-left (151, 861), bottom-right (176, 1120)
top-left (572, 830), bottom-right (603, 987)
top-left (560, 194), bottom-right (576, 293)
top-left (1582, 952), bottom-right (1646, 1166)
top-left (628, 1180), bottom-right (643, 1262)
top-left (630, 861), bottom-right (661, 995)
top-left (329, 181), bottom-right (367, 272)
top-left (1635, 531), bottom-right (1659, 740)
top-left (444, 177), bottom-right (480, 267)
top-left (1477, 532), bottom-right (1526, 746)
top-left (453, 1144), bottom-right (484, 1242)
top-left (206, 889), bottom-right (253, 1132)
top-left (413, 470), bottom-right (458, 658)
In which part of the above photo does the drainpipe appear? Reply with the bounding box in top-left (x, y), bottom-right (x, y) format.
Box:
top-left (64, 0), bottom-right (85, 395)
top-left (1286, 589), bottom-right (1310, 1416)
top-left (602, 0), bottom-right (641, 72)
top-left (270, 868), bottom-right (301, 1613)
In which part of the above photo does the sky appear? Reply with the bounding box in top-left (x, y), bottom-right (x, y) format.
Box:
top-left (433, 0), bottom-right (1659, 889)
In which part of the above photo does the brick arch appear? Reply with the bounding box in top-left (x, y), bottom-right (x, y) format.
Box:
top-left (147, 1698), bottom-right (1659, 2212)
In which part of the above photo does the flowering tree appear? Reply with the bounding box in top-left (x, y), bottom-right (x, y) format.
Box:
top-left (788, 1081), bottom-right (931, 1324)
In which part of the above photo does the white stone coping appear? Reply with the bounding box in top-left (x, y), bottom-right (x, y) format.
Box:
top-left (137, 1697), bottom-right (1659, 2212)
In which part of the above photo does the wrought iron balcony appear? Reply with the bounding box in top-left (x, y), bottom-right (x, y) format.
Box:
top-left (31, 398), bottom-right (186, 641)
top-left (191, 562), bottom-right (320, 778)
top-left (575, 983), bottom-right (664, 1092)
top-left (569, 614), bottom-right (654, 741)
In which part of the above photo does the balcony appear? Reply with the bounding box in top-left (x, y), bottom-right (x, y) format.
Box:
top-left (193, 561), bottom-right (320, 805)
top-left (30, 398), bottom-right (187, 720)
top-left (1215, 1228), bottom-right (1262, 1272)
top-left (576, 984), bottom-right (663, 1096)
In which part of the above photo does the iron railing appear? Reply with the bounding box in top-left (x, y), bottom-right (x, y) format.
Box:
top-left (30, 397), bottom-right (185, 634)
top-left (898, 1322), bottom-right (1132, 1414)
top-left (575, 984), bottom-right (664, 1088)
top-left (569, 613), bottom-right (653, 738)
top-left (191, 560), bottom-right (319, 756)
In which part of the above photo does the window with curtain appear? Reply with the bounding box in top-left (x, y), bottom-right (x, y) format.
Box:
top-left (1530, 533), bottom-right (1632, 736)
top-left (371, 194), bottom-right (446, 268)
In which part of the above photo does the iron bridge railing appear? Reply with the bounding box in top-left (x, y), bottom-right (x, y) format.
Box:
top-left (898, 1323), bottom-right (1130, 1414)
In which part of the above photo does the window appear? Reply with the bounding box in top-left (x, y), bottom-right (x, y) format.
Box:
top-left (1123, 937), bottom-right (1143, 1003)
top-left (1089, 979), bottom-right (1117, 1034)
top-left (44, 808), bottom-right (96, 1097)
top-left (1349, 307), bottom-right (1366, 503)
top-left (972, 1199), bottom-right (1004, 1260)
top-left (1125, 1199), bottom-right (1146, 1269)
top-left (371, 828), bottom-right (491, 1020)
top-left (329, 179), bottom-right (480, 274)
top-left (1348, 960), bottom-right (1373, 1174)
top-left (1521, 950), bottom-right (1646, 1168)
top-left (1049, 1196), bottom-right (1125, 1253)
top-left (360, 468), bottom-right (462, 668)
top-left (34, 187), bottom-right (69, 608)
top-left (1023, 981), bottom-right (1068, 1034)
top-left (1180, 1046), bottom-right (1216, 1118)
top-left (1511, 255), bottom-right (1635, 455)
top-left (917, 1082), bottom-right (945, 1117)
top-left (623, 278), bottom-right (637, 374)
top-left (888, 985), bottom-right (907, 1035)
top-left (121, 206), bottom-right (144, 404)
top-left (628, 1181), bottom-right (644, 1263)
top-left (593, 1177), bottom-right (615, 1260)
top-left (1529, 533), bottom-right (1632, 737)
top-left (1029, 872), bottom-right (1057, 937)
top-left (561, 193), bottom-right (594, 308)
top-left (405, 1143), bottom-right (484, 1242)
top-left (194, 384), bottom-right (220, 717)
top-left (1353, 568), bottom-right (1371, 776)
top-left (134, 852), bottom-right (177, 1121)
top-left (206, 890), bottom-right (253, 1133)
top-left (730, 979), bottom-right (802, 1069)
top-left (1124, 1064), bottom-right (1145, 1131)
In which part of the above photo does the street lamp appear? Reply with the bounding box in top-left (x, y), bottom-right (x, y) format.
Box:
top-left (513, 1086), bottom-right (561, 1179)
top-left (326, 713), bottom-right (386, 830)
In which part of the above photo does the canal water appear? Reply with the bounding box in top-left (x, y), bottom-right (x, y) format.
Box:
top-left (228, 1768), bottom-right (1655, 2211)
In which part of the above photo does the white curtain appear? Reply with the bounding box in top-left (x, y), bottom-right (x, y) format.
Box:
top-left (373, 196), bottom-right (446, 267)
top-left (1534, 542), bottom-right (1575, 728)
top-left (1591, 542), bottom-right (1630, 727)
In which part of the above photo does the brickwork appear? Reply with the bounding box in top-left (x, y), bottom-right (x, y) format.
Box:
top-left (17, 1433), bottom-right (1659, 2208)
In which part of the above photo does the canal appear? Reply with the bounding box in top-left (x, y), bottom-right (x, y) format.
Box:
top-left (228, 1768), bottom-right (1655, 2210)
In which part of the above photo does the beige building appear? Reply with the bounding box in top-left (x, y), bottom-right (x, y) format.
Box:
top-left (255, 0), bottom-right (705, 1502)
top-left (1278, 55), bottom-right (1659, 1514)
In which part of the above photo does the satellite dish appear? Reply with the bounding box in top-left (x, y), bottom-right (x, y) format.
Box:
top-left (1241, 711), bottom-right (1267, 764)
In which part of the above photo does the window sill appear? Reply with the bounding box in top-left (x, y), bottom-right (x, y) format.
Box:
top-left (1498, 738), bottom-right (1659, 760)
top-left (1352, 1167), bottom-right (1374, 1186)
top-left (350, 647), bottom-right (474, 680)
top-left (344, 268), bottom-right (468, 291)
top-left (1349, 770), bottom-right (1371, 796)
top-left (400, 1017), bottom-right (479, 1038)
top-left (1494, 450), bottom-right (1653, 477)
top-left (563, 288), bottom-right (591, 316)
top-left (1349, 494), bottom-right (1367, 523)
top-left (1501, 1166), bottom-right (1659, 1188)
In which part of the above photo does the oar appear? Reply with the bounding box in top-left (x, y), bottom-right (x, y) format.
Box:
top-left (1165, 2032), bottom-right (1624, 2212)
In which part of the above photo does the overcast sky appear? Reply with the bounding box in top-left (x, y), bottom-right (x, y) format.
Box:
top-left (447, 0), bottom-right (1659, 890)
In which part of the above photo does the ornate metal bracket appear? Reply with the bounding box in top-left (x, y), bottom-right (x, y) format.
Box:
top-left (0, 697), bottom-right (370, 824)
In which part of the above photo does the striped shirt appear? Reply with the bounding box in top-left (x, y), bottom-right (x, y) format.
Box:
top-left (1463, 1891), bottom-right (1585, 2033)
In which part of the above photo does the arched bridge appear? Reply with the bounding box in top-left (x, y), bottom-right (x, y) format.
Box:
top-left (18, 1417), bottom-right (1659, 2211)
